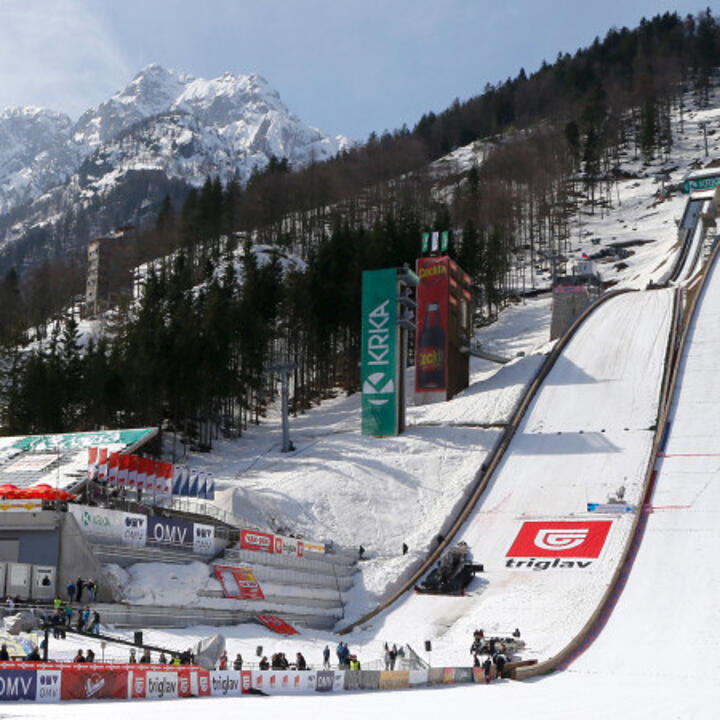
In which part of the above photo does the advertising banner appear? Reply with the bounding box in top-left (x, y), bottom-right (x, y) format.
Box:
top-left (442, 667), bottom-right (457, 684)
top-left (0, 499), bottom-right (42, 512)
top-left (253, 671), bottom-right (315, 694)
top-left (209, 670), bottom-right (243, 697)
top-left (70, 505), bottom-right (121, 542)
top-left (303, 541), bottom-right (326, 554)
top-left (361, 268), bottom-right (398, 437)
top-left (274, 534), bottom-right (304, 557)
top-left (379, 670), bottom-right (409, 689)
top-left (455, 667), bottom-right (474, 683)
top-left (415, 256), bottom-right (449, 393)
top-left (194, 669), bottom-right (212, 696)
top-left (193, 523), bottom-right (215, 555)
top-left (344, 670), bottom-right (361, 690)
top-left (315, 670), bottom-right (336, 693)
top-left (0, 668), bottom-right (36, 701)
top-left (360, 670), bottom-right (380, 689)
top-left (214, 565), bottom-right (264, 600)
top-left (507, 520), bottom-right (613, 558)
top-left (35, 669), bottom-right (62, 702)
top-left (61, 665), bottom-right (128, 700)
top-left (144, 671), bottom-right (179, 700)
top-left (147, 516), bottom-right (194, 549)
top-left (587, 503), bottom-right (635, 514)
top-left (256, 615), bottom-right (299, 635)
top-left (408, 670), bottom-right (428, 686)
top-left (4, 454), bottom-right (59, 473)
top-left (122, 513), bottom-right (147, 546)
top-left (240, 529), bottom-right (274, 554)
top-left (68, 503), bottom-right (146, 546)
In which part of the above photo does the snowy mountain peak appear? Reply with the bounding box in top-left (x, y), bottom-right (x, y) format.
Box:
top-left (0, 64), bottom-right (353, 262)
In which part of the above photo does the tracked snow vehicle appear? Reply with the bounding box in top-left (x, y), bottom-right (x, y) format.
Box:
top-left (415, 542), bottom-right (483, 596)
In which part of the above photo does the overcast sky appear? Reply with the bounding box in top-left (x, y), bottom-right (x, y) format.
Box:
top-left (0, 1), bottom-right (709, 141)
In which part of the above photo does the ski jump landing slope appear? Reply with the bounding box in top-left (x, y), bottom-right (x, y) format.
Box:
top-left (354, 290), bottom-right (675, 666)
top-left (566, 249), bottom-right (720, 692)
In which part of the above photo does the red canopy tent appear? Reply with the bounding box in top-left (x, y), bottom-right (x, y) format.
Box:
top-left (0, 483), bottom-right (22, 498)
top-left (22, 484), bottom-right (75, 501)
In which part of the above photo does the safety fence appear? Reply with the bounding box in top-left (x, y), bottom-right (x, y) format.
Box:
top-left (0, 661), bottom-right (505, 702)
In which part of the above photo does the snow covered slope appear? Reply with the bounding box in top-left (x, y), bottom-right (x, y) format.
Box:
top-left (564, 247), bottom-right (720, 697)
top-left (345, 289), bottom-right (674, 662)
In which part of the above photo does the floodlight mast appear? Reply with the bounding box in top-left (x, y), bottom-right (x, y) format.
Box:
top-left (269, 362), bottom-right (297, 452)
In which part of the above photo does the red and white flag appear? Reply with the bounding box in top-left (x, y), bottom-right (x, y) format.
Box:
top-left (97, 448), bottom-right (109, 483)
top-left (127, 454), bottom-right (138, 487)
top-left (87, 447), bottom-right (98, 480)
top-left (136, 456), bottom-right (147, 490)
top-left (108, 452), bottom-right (119, 485)
top-left (118, 454), bottom-right (129, 485)
top-left (164, 462), bottom-right (174, 495)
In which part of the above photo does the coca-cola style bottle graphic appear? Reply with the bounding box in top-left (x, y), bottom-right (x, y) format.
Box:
top-left (417, 302), bottom-right (446, 389)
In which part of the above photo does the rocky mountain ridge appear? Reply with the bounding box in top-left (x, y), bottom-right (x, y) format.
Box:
top-left (0, 64), bottom-right (350, 269)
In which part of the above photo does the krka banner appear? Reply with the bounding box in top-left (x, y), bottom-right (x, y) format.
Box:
top-left (361, 269), bottom-right (398, 436)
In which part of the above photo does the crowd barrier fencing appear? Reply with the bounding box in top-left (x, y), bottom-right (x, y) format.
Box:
top-left (0, 662), bottom-right (489, 702)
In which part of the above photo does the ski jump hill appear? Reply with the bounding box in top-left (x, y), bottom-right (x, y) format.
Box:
top-left (343, 195), bottom-right (717, 676)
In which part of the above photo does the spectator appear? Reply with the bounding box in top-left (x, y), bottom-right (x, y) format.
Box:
top-left (25, 646), bottom-right (41, 661)
top-left (512, 628), bottom-right (521, 638)
top-left (322, 645), bottom-right (330, 669)
top-left (494, 652), bottom-right (506, 679)
top-left (482, 656), bottom-right (493, 684)
top-left (139, 649), bottom-right (152, 664)
top-left (402, 543), bottom-right (408, 555)
top-left (384, 643), bottom-right (391, 670)
top-left (64, 605), bottom-right (73, 627)
top-left (75, 578), bottom-right (84, 603)
top-left (0, 643), bottom-right (8, 661)
top-left (87, 579), bottom-right (97, 602)
top-left (296, 652), bottom-right (307, 671)
top-left (340, 643), bottom-right (350, 668)
top-left (349, 655), bottom-right (360, 671)
top-left (358, 545), bottom-right (365, 559)
top-left (66, 581), bottom-right (76, 601)
top-left (90, 610), bottom-right (101, 635)
top-left (86, 649), bottom-right (95, 663)
top-left (53, 596), bottom-right (63, 611)
top-left (5, 596), bottom-right (14, 611)
top-left (335, 642), bottom-right (343, 668)
top-left (233, 653), bottom-right (243, 671)
top-left (389, 644), bottom-right (398, 670)
top-left (218, 651), bottom-right (228, 670)
top-left (128, 649), bottom-right (137, 664)
top-left (73, 649), bottom-right (86, 663)
top-left (51, 610), bottom-right (63, 639)
top-left (259, 656), bottom-right (269, 670)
